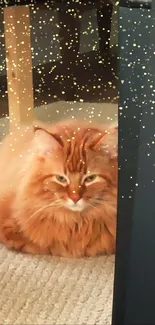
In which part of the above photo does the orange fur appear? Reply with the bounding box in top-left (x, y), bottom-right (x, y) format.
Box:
top-left (0, 120), bottom-right (118, 257)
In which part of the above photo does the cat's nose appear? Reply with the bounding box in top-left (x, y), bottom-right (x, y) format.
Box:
top-left (70, 192), bottom-right (80, 203)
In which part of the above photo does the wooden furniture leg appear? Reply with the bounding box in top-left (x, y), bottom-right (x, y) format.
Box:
top-left (4, 5), bottom-right (35, 129)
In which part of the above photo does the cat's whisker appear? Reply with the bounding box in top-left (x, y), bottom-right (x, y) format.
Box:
top-left (87, 200), bottom-right (102, 213)
top-left (26, 200), bottom-right (64, 223)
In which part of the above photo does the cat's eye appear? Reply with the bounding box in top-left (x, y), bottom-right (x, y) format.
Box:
top-left (84, 175), bottom-right (97, 184)
top-left (55, 175), bottom-right (68, 184)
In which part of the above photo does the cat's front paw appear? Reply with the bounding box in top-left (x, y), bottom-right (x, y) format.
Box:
top-left (1, 221), bottom-right (25, 251)
top-left (3, 234), bottom-right (49, 255)
top-left (1, 219), bottom-right (48, 254)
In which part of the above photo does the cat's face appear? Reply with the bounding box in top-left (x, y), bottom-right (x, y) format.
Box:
top-left (41, 152), bottom-right (116, 213)
top-left (28, 122), bottom-right (118, 214)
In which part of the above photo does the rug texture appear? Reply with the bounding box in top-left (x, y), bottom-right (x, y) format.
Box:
top-left (0, 245), bottom-right (114, 325)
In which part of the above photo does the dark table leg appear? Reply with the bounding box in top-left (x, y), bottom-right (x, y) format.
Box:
top-left (58, 8), bottom-right (80, 101)
top-left (112, 5), bottom-right (155, 325)
top-left (97, 3), bottom-right (113, 56)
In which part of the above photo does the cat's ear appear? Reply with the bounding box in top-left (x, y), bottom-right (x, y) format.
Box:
top-left (32, 122), bottom-right (62, 156)
top-left (95, 123), bottom-right (118, 159)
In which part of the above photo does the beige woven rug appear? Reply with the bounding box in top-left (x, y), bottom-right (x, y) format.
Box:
top-left (0, 245), bottom-right (114, 325)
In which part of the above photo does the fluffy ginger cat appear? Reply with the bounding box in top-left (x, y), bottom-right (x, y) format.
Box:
top-left (0, 119), bottom-right (117, 257)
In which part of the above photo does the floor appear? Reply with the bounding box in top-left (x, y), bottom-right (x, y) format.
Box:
top-left (0, 100), bottom-right (118, 137)
top-left (0, 246), bottom-right (115, 325)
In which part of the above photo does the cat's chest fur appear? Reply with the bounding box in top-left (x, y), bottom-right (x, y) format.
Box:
top-left (17, 209), bottom-right (115, 257)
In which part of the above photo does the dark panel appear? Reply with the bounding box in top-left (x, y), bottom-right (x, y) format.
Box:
top-left (119, 0), bottom-right (151, 8)
top-left (112, 6), bottom-right (155, 325)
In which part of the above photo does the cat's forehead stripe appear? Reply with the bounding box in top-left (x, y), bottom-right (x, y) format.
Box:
top-left (64, 140), bottom-right (87, 173)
